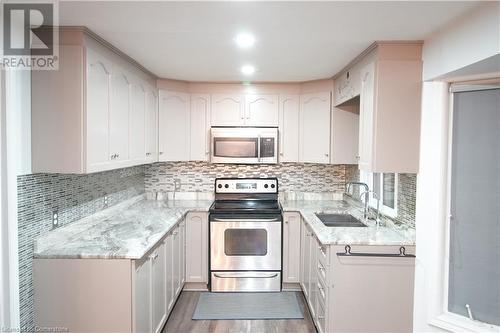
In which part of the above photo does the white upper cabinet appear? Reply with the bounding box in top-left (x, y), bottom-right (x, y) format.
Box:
top-left (190, 94), bottom-right (211, 161)
top-left (129, 79), bottom-right (147, 164)
top-left (244, 94), bottom-right (279, 126)
top-left (278, 95), bottom-right (300, 162)
top-left (86, 49), bottom-right (111, 171)
top-left (159, 90), bottom-right (190, 161)
top-left (358, 62), bottom-right (376, 170)
top-left (211, 94), bottom-right (245, 126)
top-left (299, 92), bottom-right (331, 164)
top-left (109, 68), bottom-right (131, 164)
top-left (210, 94), bottom-right (278, 127)
top-left (145, 88), bottom-right (158, 163)
top-left (331, 107), bottom-right (359, 164)
top-left (31, 29), bottom-right (157, 174)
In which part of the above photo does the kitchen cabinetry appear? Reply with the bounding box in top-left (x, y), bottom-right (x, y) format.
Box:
top-left (185, 212), bottom-right (209, 284)
top-left (31, 28), bottom-right (157, 174)
top-left (211, 94), bottom-right (278, 126)
top-left (283, 212), bottom-right (301, 283)
top-left (299, 92), bottom-right (331, 164)
top-left (190, 94), bottom-right (211, 161)
top-left (331, 107), bottom-right (359, 164)
top-left (334, 67), bottom-right (362, 106)
top-left (159, 90), bottom-right (190, 162)
top-left (34, 220), bottom-right (187, 333)
top-left (298, 218), bottom-right (416, 333)
top-left (145, 88), bottom-right (158, 164)
top-left (278, 95), bottom-right (300, 162)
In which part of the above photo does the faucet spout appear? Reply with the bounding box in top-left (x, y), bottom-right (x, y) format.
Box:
top-left (346, 182), bottom-right (370, 219)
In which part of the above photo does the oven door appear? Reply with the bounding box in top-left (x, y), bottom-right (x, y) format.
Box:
top-left (210, 218), bottom-right (282, 271)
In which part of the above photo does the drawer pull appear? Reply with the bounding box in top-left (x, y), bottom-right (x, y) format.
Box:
top-left (337, 245), bottom-right (416, 258)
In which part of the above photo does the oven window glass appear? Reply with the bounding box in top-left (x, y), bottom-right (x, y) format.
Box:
top-left (214, 138), bottom-right (258, 158)
top-left (224, 229), bottom-right (267, 256)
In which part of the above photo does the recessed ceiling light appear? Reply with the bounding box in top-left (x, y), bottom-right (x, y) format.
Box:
top-left (235, 33), bottom-right (255, 48)
top-left (241, 65), bottom-right (255, 75)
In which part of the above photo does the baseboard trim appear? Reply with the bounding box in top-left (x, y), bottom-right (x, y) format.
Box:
top-left (183, 282), bottom-right (209, 291)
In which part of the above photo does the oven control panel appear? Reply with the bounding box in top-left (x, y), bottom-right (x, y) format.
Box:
top-left (215, 178), bottom-right (278, 194)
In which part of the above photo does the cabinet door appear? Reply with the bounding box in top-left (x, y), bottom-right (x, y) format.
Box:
top-left (309, 236), bottom-right (318, 319)
top-left (185, 212), bottom-right (208, 283)
top-left (134, 257), bottom-right (152, 333)
top-left (151, 244), bottom-right (167, 333)
top-left (358, 62), bottom-right (376, 171)
top-left (300, 222), bottom-right (311, 298)
top-left (180, 221), bottom-right (186, 285)
top-left (283, 213), bottom-right (301, 283)
top-left (129, 79), bottom-right (146, 164)
top-left (331, 107), bottom-right (359, 164)
top-left (278, 95), bottom-right (300, 162)
top-left (211, 94), bottom-right (244, 126)
top-left (164, 235), bottom-right (175, 312)
top-left (158, 90), bottom-right (190, 161)
top-left (172, 226), bottom-right (181, 297)
top-left (190, 94), bottom-right (210, 161)
top-left (145, 88), bottom-right (158, 163)
top-left (86, 50), bottom-right (111, 171)
top-left (245, 94), bottom-right (279, 126)
top-left (109, 68), bottom-right (130, 163)
top-left (299, 92), bottom-right (331, 163)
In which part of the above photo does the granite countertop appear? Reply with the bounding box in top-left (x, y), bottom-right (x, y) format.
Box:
top-left (281, 198), bottom-right (415, 246)
top-left (34, 195), bottom-right (212, 259)
top-left (34, 193), bottom-right (415, 260)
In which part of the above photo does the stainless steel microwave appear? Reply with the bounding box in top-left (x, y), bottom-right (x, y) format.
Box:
top-left (210, 127), bottom-right (278, 164)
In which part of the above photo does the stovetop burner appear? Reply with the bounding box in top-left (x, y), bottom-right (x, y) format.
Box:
top-left (209, 200), bottom-right (282, 215)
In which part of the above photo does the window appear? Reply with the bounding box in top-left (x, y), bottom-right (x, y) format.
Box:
top-left (359, 171), bottom-right (398, 218)
top-left (446, 88), bottom-right (499, 327)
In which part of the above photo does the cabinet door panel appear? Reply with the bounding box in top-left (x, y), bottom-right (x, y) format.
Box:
top-left (109, 69), bottom-right (130, 162)
top-left (283, 213), bottom-right (301, 283)
top-left (159, 91), bottom-right (190, 161)
top-left (152, 244), bottom-right (167, 333)
top-left (211, 94), bottom-right (244, 126)
top-left (185, 213), bottom-right (208, 283)
top-left (245, 94), bottom-right (279, 126)
top-left (190, 94), bottom-right (210, 161)
top-left (164, 235), bottom-right (174, 312)
top-left (299, 92), bottom-right (331, 163)
top-left (145, 88), bottom-right (158, 163)
top-left (358, 62), bottom-right (376, 171)
top-left (279, 95), bottom-right (300, 162)
top-left (134, 258), bottom-right (151, 333)
top-left (172, 226), bottom-right (181, 297)
top-left (86, 50), bottom-right (111, 170)
top-left (129, 79), bottom-right (146, 164)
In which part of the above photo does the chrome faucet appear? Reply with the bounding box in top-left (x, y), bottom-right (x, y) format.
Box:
top-left (346, 182), bottom-right (370, 219)
top-left (360, 190), bottom-right (381, 226)
top-left (173, 178), bottom-right (182, 200)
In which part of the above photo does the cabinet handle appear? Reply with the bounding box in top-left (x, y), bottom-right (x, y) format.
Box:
top-left (318, 315), bottom-right (325, 320)
top-left (325, 153), bottom-right (329, 157)
top-left (146, 152), bottom-right (151, 156)
top-left (150, 252), bottom-right (158, 260)
top-left (355, 155), bottom-right (360, 160)
top-left (173, 230), bottom-right (178, 236)
top-left (159, 152), bottom-right (164, 155)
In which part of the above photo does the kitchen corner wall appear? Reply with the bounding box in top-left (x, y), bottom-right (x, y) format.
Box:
top-left (145, 162), bottom-right (349, 193)
top-left (17, 166), bottom-right (145, 330)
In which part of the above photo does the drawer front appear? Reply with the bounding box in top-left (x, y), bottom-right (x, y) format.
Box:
top-left (316, 296), bottom-right (326, 333)
top-left (211, 271), bottom-right (281, 292)
top-left (317, 243), bottom-right (329, 267)
top-left (317, 275), bottom-right (327, 306)
top-left (317, 260), bottom-right (327, 285)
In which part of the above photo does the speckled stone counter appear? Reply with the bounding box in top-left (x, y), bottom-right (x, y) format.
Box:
top-left (282, 198), bottom-right (415, 246)
top-left (34, 195), bottom-right (212, 259)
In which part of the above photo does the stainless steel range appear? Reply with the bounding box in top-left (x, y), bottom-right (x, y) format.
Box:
top-left (209, 178), bottom-right (282, 292)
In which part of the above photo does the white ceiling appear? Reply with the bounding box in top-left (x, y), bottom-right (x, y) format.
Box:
top-left (59, 1), bottom-right (480, 82)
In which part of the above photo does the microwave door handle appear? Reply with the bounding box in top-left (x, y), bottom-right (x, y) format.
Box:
top-left (257, 135), bottom-right (261, 162)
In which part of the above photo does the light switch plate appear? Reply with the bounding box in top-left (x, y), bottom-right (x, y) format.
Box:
top-left (52, 211), bottom-right (59, 229)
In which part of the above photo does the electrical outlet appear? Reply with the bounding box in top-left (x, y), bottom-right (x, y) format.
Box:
top-left (104, 194), bottom-right (108, 207)
top-left (52, 211), bottom-right (59, 229)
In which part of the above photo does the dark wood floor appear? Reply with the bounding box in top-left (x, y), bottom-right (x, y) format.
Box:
top-left (162, 291), bottom-right (317, 333)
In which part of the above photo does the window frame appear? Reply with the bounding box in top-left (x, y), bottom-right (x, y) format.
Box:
top-left (359, 171), bottom-right (398, 218)
top-left (432, 85), bottom-right (500, 332)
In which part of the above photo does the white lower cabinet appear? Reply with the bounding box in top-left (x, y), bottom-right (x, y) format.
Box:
top-left (134, 256), bottom-right (152, 333)
top-left (185, 212), bottom-right (209, 284)
top-left (283, 213), bottom-right (301, 283)
top-left (151, 243), bottom-right (167, 333)
top-left (296, 217), bottom-right (416, 333)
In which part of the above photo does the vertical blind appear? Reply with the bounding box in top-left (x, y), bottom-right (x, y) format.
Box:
top-left (449, 88), bottom-right (500, 325)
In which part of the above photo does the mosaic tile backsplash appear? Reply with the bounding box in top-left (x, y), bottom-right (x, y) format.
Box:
top-left (17, 166), bottom-right (145, 330)
top-left (145, 162), bottom-right (348, 193)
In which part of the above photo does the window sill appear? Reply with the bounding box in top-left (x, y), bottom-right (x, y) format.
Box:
top-left (429, 312), bottom-right (500, 333)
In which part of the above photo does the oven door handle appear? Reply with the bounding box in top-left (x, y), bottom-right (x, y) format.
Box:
top-left (213, 272), bottom-right (279, 279)
top-left (211, 218), bottom-right (280, 222)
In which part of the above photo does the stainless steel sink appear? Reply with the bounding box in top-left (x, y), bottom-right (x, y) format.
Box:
top-left (315, 213), bottom-right (367, 227)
